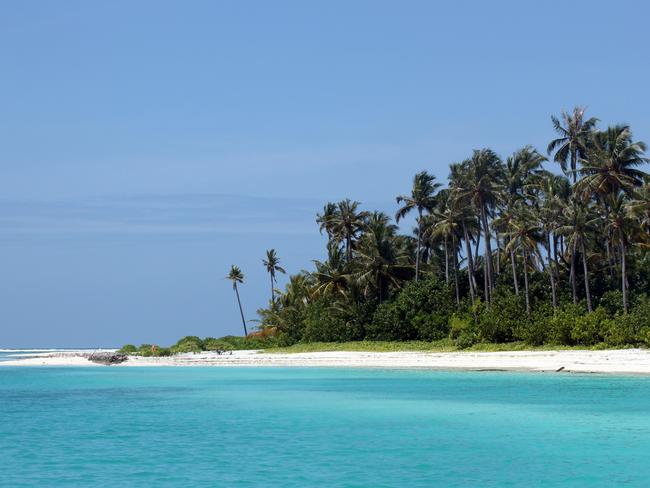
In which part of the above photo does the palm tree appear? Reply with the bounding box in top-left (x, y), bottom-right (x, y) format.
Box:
top-left (627, 179), bottom-right (650, 246)
top-left (449, 162), bottom-right (479, 301)
top-left (353, 212), bottom-right (412, 301)
top-left (396, 171), bottom-right (440, 281)
top-left (557, 202), bottom-right (598, 312)
top-left (316, 202), bottom-right (339, 245)
top-left (431, 202), bottom-right (465, 307)
top-left (576, 125), bottom-right (648, 198)
top-left (312, 246), bottom-right (350, 298)
top-left (457, 149), bottom-right (504, 302)
top-left (504, 205), bottom-right (542, 314)
top-left (547, 107), bottom-right (598, 183)
top-left (331, 199), bottom-right (367, 262)
top-left (227, 265), bottom-right (248, 336)
top-left (606, 194), bottom-right (635, 312)
top-left (262, 249), bottom-right (286, 304)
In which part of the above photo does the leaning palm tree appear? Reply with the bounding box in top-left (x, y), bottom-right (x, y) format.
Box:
top-left (547, 107), bottom-right (598, 183)
top-left (226, 265), bottom-right (248, 336)
top-left (262, 249), bottom-right (286, 304)
top-left (396, 171), bottom-right (440, 281)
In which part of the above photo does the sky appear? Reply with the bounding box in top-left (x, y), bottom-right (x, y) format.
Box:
top-left (1, 0), bottom-right (649, 347)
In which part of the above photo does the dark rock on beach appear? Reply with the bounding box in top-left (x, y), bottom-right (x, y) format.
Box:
top-left (86, 352), bottom-right (128, 366)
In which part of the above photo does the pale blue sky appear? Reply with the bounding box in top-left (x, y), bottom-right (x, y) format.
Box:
top-left (1, 0), bottom-right (649, 347)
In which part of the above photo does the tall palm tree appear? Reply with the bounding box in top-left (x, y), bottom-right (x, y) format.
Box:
top-left (431, 202), bottom-right (464, 307)
top-left (457, 149), bottom-right (504, 302)
top-left (449, 162), bottom-right (479, 300)
top-left (576, 125), bottom-right (648, 198)
top-left (557, 202), bottom-right (598, 312)
top-left (396, 171), bottom-right (440, 281)
top-left (331, 199), bottom-right (367, 262)
top-left (504, 205), bottom-right (542, 314)
top-left (547, 107), bottom-right (598, 183)
top-left (606, 194), bottom-right (635, 312)
top-left (227, 265), bottom-right (248, 336)
top-left (262, 249), bottom-right (286, 304)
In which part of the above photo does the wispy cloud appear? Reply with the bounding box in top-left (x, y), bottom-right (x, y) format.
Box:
top-left (0, 193), bottom-right (327, 237)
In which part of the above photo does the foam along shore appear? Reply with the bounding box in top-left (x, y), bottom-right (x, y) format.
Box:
top-left (4, 348), bottom-right (650, 374)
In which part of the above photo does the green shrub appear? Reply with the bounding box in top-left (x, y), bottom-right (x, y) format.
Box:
top-left (473, 289), bottom-right (524, 343)
top-left (449, 314), bottom-right (478, 348)
top-left (571, 307), bottom-right (608, 346)
top-left (368, 300), bottom-right (415, 341)
top-left (367, 278), bottom-right (455, 341)
top-left (546, 304), bottom-right (584, 345)
top-left (302, 299), bottom-right (363, 342)
top-left (118, 344), bottom-right (137, 354)
top-left (516, 304), bottom-right (553, 345)
top-left (135, 344), bottom-right (171, 357)
top-left (603, 294), bottom-right (650, 346)
top-left (203, 338), bottom-right (234, 351)
top-left (599, 290), bottom-right (624, 316)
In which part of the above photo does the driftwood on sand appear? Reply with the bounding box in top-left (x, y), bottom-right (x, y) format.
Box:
top-left (87, 352), bottom-right (128, 365)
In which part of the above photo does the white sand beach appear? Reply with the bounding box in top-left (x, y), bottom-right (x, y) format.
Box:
top-left (4, 348), bottom-right (650, 374)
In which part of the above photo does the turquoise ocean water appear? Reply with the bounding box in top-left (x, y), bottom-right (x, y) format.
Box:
top-left (1, 366), bottom-right (649, 487)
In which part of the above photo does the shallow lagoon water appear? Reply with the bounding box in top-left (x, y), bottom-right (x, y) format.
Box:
top-left (1, 367), bottom-right (649, 487)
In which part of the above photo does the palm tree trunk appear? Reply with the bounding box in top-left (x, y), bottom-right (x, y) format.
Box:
top-left (553, 234), bottom-right (559, 280)
top-left (234, 284), bottom-right (248, 336)
top-left (523, 247), bottom-right (530, 315)
top-left (462, 222), bottom-right (476, 305)
top-left (480, 204), bottom-right (493, 302)
top-left (452, 235), bottom-right (460, 308)
top-left (474, 227), bottom-right (481, 268)
top-left (270, 273), bottom-right (275, 304)
top-left (581, 240), bottom-right (592, 312)
top-left (570, 241), bottom-right (577, 305)
top-left (571, 150), bottom-right (577, 184)
top-left (510, 247), bottom-right (519, 296)
top-left (546, 232), bottom-right (557, 309)
top-left (495, 235), bottom-right (501, 276)
top-left (621, 241), bottom-right (628, 313)
top-left (415, 210), bottom-right (422, 282)
top-left (346, 233), bottom-right (353, 262)
top-left (606, 237), bottom-right (615, 283)
top-left (444, 235), bottom-right (449, 284)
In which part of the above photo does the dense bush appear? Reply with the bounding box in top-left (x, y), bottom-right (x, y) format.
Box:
top-left (171, 336), bottom-right (203, 352)
top-left (449, 313), bottom-right (478, 348)
top-left (367, 278), bottom-right (455, 341)
top-left (133, 344), bottom-right (172, 357)
top-left (302, 299), bottom-right (364, 342)
top-left (472, 288), bottom-right (524, 343)
top-left (571, 308), bottom-right (609, 346)
top-left (203, 337), bottom-right (234, 351)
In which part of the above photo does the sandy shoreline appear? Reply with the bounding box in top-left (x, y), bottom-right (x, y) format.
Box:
top-left (3, 348), bottom-right (650, 374)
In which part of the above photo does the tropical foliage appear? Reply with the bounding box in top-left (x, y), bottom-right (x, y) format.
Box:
top-left (247, 108), bottom-right (650, 348)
